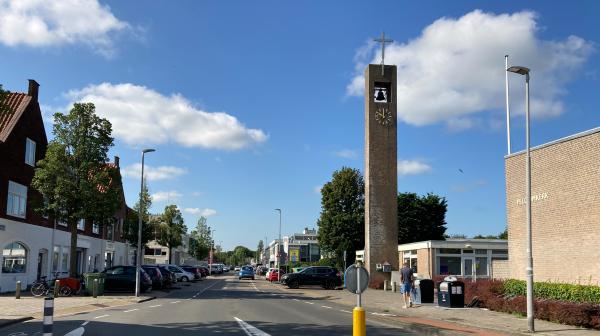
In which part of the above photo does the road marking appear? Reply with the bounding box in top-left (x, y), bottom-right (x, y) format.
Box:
top-left (321, 305), bottom-right (333, 309)
top-left (64, 327), bottom-right (85, 336)
top-left (149, 304), bottom-right (162, 308)
top-left (371, 312), bottom-right (397, 317)
top-left (123, 308), bottom-right (139, 313)
top-left (340, 310), bottom-right (352, 314)
top-left (170, 301), bottom-right (181, 304)
top-left (304, 301), bottom-right (314, 305)
top-left (293, 298), bottom-right (300, 301)
top-left (234, 317), bottom-right (271, 336)
top-left (81, 321), bottom-right (89, 326)
top-left (94, 314), bottom-right (110, 319)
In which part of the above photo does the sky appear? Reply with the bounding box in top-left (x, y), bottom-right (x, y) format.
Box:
top-left (2, 1), bottom-right (600, 251)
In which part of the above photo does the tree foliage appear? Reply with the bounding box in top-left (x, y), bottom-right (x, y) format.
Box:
top-left (123, 181), bottom-right (156, 248)
top-left (189, 216), bottom-right (212, 260)
top-left (397, 192), bottom-right (447, 244)
top-left (256, 240), bottom-right (264, 263)
top-left (32, 103), bottom-right (120, 276)
top-left (156, 204), bottom-right (186, 264)
top-left (317, 167), bottom-right (365, 267)
top-left (0, 84), bottom-right (8, 115)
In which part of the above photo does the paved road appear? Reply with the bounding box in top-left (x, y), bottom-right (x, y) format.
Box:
top-left (1, 274), bottom-right (454, 336)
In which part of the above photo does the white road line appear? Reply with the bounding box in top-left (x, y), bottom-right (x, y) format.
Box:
top-left (340, 310), bottom-right (352, 314)
top-left (94, 314), bottom-right (110, 319)
top-left (149, 304), bottom-right (162, 308)
top-left (234, 317), bottom-right (271, 336)
top-left (321, 305), bottom-right (333, 309)
top-left (123, 308), bottom-right (139, 313)
top-left (304, 301), bottom-right (314, 305)
top-left (64, 327), bottom-right (85, 336)
top-left (170, 301), bottom-right (181, 304)
top-left (81, 321), bottom-right (90, 326)
top-left (293, 298), bottom-right (300, 301)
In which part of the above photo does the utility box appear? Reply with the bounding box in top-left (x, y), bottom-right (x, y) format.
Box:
top-left (411, 279), bottom-right (435, 304)
top-left (437, 280), bottom-right (465, 308)
top-left (382, 262), bottom-right (392, 273)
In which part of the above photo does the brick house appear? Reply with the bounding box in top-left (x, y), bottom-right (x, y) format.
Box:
top-left (0, 80), bottom-right (132, 292)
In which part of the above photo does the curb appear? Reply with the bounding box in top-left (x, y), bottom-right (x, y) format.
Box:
top-left (0, 316), bottom-right (33, 329)
top-left (136, 296), bottom-right (156, 303)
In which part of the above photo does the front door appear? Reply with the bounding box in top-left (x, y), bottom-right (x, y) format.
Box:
top-left (462, 257), bottom-right (475, 278)
top-left (37, 252), bottom-right (44, 280)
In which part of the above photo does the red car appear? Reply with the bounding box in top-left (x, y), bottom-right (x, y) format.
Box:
top-left (267, 269), bottom-right (285, 282)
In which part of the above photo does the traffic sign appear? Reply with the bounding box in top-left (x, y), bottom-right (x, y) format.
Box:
top-left (345, 265), bottom-right (369, 294)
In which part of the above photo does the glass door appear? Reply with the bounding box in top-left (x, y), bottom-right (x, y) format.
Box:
top-left (462, 257), bottom-right (475, 278)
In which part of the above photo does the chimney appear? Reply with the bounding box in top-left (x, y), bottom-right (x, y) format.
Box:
top-left (28, 79), bottom-right (40, 102)
top-left (114, 156), bottom-right (120, 168)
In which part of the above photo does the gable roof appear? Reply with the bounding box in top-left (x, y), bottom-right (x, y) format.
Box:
top-left (0, 92), bottom-right (33, 142)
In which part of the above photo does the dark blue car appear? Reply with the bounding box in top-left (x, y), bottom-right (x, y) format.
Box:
top-left (238, 266), bottom-right (255, 280)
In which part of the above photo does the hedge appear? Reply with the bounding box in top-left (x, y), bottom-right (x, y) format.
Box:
top-left (504, 279), bottom-right (600, 304)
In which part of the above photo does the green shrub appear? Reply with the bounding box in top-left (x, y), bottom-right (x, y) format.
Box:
top-left (504, 279), bottom-right (600, 304)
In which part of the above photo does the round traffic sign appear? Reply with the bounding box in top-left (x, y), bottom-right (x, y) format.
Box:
top-left (344, 265), bottom-right (369, 294)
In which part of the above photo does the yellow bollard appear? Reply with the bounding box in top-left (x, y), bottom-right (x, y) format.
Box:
top-left (353, 306), bottom-right (366, 336)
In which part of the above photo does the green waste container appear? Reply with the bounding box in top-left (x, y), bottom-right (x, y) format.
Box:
top-left (83, 273), bottom-right (106, 296)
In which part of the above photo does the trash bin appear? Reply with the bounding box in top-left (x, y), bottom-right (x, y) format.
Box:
top-left (411, 279), bottom-right (434, 304)
top-left (437, 279), bottom-right (465, 308)
top-left (83, 273), bottom-right (106, 296)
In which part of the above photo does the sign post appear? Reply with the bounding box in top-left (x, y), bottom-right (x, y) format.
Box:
top-left (345, 263), bottom-right (369, 336)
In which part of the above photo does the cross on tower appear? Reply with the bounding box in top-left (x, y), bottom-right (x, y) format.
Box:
top-left (374, 32), bottom-right (393, 76)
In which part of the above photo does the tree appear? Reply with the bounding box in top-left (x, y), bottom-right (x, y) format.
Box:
top-left (317, 167), bottom-right (365, 267)
top-left (498, 227), bottom-right (508, 240)
top-left (398, 192), bottom-right (447, 244)
top-left (32, 103), bottom-right (121, 277)
top-left (0, 84), bottom-right (8, 115)
top-left (189, 217), bottom-right (212, 260)
top-left (256, 240), bottom-right (264, 263)
top-left (156, 205), bottom-right (187, 264)
top-left (123, 180), bottom-right (155, 248)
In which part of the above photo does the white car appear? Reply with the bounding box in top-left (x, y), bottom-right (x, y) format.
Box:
top-left (164, 264), bottom-right (195, 282)
top-left (223, 265), bottom-right (230, 272)
top-left (234, 266), bottom-right (240, 271)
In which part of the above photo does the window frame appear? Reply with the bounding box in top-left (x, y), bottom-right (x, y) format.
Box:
top-left (7, 181), bottom-right (28, 218)
top-left (25, 138), bottom-right (36, 166)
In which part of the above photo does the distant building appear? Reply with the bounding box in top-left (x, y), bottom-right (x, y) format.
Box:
top-left (267, 239), bottom-right (284, 268)
top-left (506, 127), bottom-right (600, 284)
top-left (356, 239), bottom-right (508, 280)
top-left (283, 228), bottom-right (321, 263)
top-left (144, 233), bottom-right (199, 265)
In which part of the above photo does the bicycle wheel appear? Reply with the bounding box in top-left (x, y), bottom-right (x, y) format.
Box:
top-left (31, 283), bottom-right (47, 297)
top-left (59, 286), bottom-right (72, 297)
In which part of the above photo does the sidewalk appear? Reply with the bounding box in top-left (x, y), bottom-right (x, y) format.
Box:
top-left (0, 292), bottom-right (160, 328)
top-left (268, 282), bottom-right (600, 336)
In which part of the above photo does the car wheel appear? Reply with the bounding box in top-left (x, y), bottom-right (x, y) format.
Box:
top-left (59, 286), bottom-right (72, 297)
top-left (181, 276), bottom-right (189, 282)
top-left (239, 277), bottom-right (242, 280)
top-left (288, 280), bottom-right (300, 289)
top-left (252, 277), bottom-right (255, 280)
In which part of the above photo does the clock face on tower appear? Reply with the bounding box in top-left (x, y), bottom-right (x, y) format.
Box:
top-left (375, 106), bottom-right (393, 126)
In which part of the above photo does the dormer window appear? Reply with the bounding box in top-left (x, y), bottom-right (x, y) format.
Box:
top-left (25, 138), bottom-right (36, 166)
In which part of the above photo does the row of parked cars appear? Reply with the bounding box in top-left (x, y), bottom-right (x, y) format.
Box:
top-left (241, 265), bottom-right (343, 290)
top-left (102, 264), bottom-right (210, 293)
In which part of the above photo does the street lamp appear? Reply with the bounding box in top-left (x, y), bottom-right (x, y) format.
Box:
top-left (507, 65), bottom-right (534, 332)
top-left (274, 209), bottom-right (282, 282)
top-left (135, 148), bottom-right (155, 297)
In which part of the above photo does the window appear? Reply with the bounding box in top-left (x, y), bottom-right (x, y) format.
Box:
top-left (107, 223), bottom-right (114, 241)
top-left (438, 248), bottom-right (461, 254)
top-left (438, 257), bottom-right (461, 275)
top-left (57, 219), bottom-right (67, 227)
top-left (25, 138), bottom-right (36, 166)
top-left (92, 222), bottom-right (100, 234)
top-left (462, 249), bottom-right (474, 254)
top-left (7, 181), bottom-right (27, 218)
top-left (475, 249), bottom-right (488, 255)
top-left (61, 247), bottom-right (69, 273)
top-left (492, 249), bottom-right (508, 255)
top-left (475, 257), bottom-right (488, 276)
top-left (77, 219), bottom-right (85, 231)
top-left (2, 242), bottom-right (27, 273)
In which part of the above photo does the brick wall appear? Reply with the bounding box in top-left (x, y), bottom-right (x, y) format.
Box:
top-left (417, 248), bottom-right (432, 278)
top-left (491, 259), bottom-right (509, 280)
top-left (506, 129), bottom-right (600, 284)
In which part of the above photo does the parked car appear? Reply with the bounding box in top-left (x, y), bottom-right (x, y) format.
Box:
top-left (282, 266), bottom-right (342, 289)
top-left (223, 265), bottom-right (230, 272)
top-left (234, 266), bottom-right (241, 271)
top-left (210, 264), bottom-right (223, 274)
top-left (102, 266), bottom-right (152, 292)
top-left (157, 266), bottom-right (177, 286)
top-left (238, 266), bottom-right (255, 280)
top-left (181, 266), bottom-right (202, 281)
top-left (267, 269), bottom-right (285, 282)
top-left (163, 264), bottom-right (195, 282)
top-left (197, 266), bottom-right (209, 277)
top-left (142, 265), bottom-right (164, 289)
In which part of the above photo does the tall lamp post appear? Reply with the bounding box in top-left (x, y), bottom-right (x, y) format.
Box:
top-left (507, 65), bottom-right (534, 332)
top-left (135, 148), bottom-right (155, 297)
top-left (274, 209), bottom-right (282, 282)
top-left (210, 229), bottom-right (216, 276)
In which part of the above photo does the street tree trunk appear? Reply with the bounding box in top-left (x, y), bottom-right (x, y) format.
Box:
top-left (69, 218), bottom-right (78, 277)
top-left (168, 246), bottom-right (172, 264)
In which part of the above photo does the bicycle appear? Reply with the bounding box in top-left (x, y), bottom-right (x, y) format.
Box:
top-left (31, 276), bottom-right (67, 297)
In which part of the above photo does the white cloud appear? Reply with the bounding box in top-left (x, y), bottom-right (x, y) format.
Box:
top-left (0, 0), bottom-right (130, 57)
top-left (65, 83), bottom-right (268, 150)
top-left (122, 163), bottom-right (188, 181)
top-left (183, 208), bottom-right (217, 217)
top-left (151, 190), bottom-right (182, 203)
top-left (333, 149), bottom-right (359, 159)
top-left (347, 10), bottom-right (594, 129)
top-left (397, 160), bottom-right (432, 176)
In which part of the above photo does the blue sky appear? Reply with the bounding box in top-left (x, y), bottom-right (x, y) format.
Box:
top-left (2, 1), bottom-right (600, 251)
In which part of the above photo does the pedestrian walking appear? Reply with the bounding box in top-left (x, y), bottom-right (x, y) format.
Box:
top-left (400, 262), bottom-right (414, 308)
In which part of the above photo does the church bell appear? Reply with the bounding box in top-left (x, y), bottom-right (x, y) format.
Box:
top-left (375, 89), bottom-right (386, 102)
